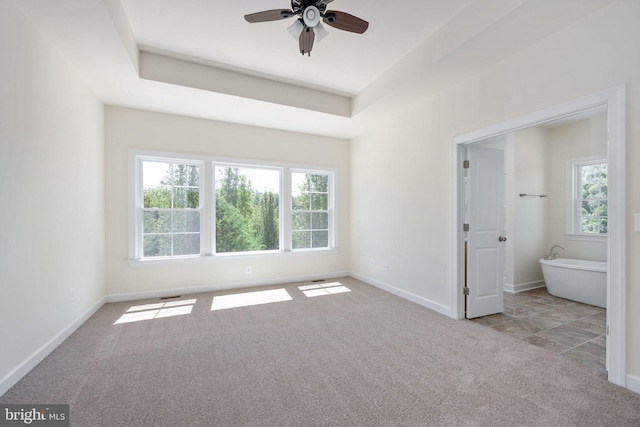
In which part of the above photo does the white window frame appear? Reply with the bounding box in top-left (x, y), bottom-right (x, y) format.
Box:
top-left (565, 155), bottom-right (608, 242)
top-left (290, 169), bottom-right (335, 252)
top-left (131, 154), bottom-right (205, 260)
top-left (128, 150), bottom-right (337, 263)
top-left (213, 162), bottom-right (284, 256)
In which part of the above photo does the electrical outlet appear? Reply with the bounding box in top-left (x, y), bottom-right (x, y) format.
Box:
top-left (70, 288), bottom-right (75, 301)
top-left (245, 266), bottom-right (252, 275)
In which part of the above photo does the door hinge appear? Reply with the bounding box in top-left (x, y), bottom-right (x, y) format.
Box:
top-left (463, 223), bottom-right (470, 232)
top-left (463, 287), bottom-right (469, 296)
top-left (463, 160), bottom-right (470, 169)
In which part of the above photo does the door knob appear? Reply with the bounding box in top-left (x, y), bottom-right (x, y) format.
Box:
top-left (499, 236), bottom-right (507, 242)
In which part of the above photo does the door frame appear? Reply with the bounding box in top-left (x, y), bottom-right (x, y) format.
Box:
top-left (450, 85), bottom-right (626, 387)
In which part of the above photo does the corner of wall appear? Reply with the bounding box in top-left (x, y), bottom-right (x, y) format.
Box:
top-left (0, 298), bottom-right (106, 397)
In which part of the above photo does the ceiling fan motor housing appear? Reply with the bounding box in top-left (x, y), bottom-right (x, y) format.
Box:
top-left (303, 6), bottom-right (321, 27)
top-left (292, 0), bottom-right (328, 16)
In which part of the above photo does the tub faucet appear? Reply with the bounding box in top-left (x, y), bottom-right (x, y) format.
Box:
top-left (544, 245), bottom-right (566, 260)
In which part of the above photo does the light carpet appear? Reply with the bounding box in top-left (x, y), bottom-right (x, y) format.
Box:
top-left (2, 277), bottom-right (639, 426)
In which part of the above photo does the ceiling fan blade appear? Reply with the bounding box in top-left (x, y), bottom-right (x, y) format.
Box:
top-left (323, 11), bottom-right (369, 34)
top-left (244, 9), bottom-right (295, 23)
top-left (299, 26), bottom-right (315, 56)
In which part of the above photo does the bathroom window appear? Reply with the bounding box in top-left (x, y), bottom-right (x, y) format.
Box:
top-left (567, 157), bottom-right (607, 240)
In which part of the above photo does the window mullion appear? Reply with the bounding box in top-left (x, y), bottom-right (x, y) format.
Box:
top-left (202, 162), bottom-right (213, 256)
top-left (137, 158), bottom-right (144, 259)
top-left (170, 164), bottom-right (176, 257)
top-left (282, 168), bottom-right (291, 252)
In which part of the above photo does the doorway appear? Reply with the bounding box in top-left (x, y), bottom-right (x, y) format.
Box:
top-left (451, 86), bottom-right (626, 387)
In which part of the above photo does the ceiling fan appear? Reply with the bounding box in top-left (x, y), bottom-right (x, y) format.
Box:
top-left (245, 0), bottom-right (369, 56)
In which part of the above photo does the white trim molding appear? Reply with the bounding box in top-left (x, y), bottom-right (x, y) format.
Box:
top-left (351, 272), bottom-right (452, 317)
top-left (451, 85), bottom-right (626, 389)
top-left (503, 281), bottom-right (545, 294)
top-left (0, 298), bottom-right (106, 397)
top-left (626, 374), bottom-right (640, 395)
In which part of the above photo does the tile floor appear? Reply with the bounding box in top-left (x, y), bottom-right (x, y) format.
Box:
top-left (469, 286), bottom-right (607, 376)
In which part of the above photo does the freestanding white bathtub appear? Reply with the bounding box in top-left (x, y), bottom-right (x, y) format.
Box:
top-left (539, 258), bottom-right (607, 308)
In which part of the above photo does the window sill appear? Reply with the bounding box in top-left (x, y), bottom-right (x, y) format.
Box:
top-left (128, 248), bottom-right (338, 267)
top-left (564, 233), bottom-right (608, 242)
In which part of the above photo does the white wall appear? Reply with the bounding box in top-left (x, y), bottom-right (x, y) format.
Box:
top-left (513, 127), bottom-right (549, 287)
top-left (0, 0), bottom-right (105, 393)
top-left (547, 114), bottom-right (608, 262)
top-left (104, 107), bottom-right (350, 298)
top-left (350, 0), bottom-right (640, 376)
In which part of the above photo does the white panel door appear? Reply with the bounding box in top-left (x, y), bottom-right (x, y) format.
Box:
top-left (466, 145), bottom-right (505, 319)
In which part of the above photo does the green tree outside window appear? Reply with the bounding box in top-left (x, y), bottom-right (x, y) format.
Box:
top-left (215, 167), bottom-right (280, 253)
top-left (292, 173), bottom-right (330, 249)
top-left (142, 161), bottom-right (201, 257)
top-left (578, 163), bottom-right (607, 234)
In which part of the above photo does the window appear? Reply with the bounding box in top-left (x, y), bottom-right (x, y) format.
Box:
top-left (567, 157), bottom-right (607, 239)
top-left (215, 165), bottom-right (281, 254)
top-left (576, 161), bottom-right (608, 233)
top-left (140, 159), bottom-right (202, 258)
top-left (130, 152), bottom-right (335, 261)
top-left (292, 172), bottom-right (331, 250)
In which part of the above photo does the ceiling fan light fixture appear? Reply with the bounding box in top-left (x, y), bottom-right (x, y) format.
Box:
top-left (303, 6), bottom-right (321, 28)
top-left (314, 22), bottom-right (329, 42)
top-left (287, 19), bottom-right (304, 39)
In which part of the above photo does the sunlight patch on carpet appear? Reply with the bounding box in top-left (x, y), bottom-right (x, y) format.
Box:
top-left (127, 299), bottom-right (196, 312)
top-left (298, 282), bottom-right (351, 298)
top-left (114, 299), bottom-right (197, 324)
top-left (211, 288), bottom-right (292, 311)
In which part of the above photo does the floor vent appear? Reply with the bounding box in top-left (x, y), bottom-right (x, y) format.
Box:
top-left (311, 279), bottom-right (326, 283)
top-left (161, 295), bottom-right (181, 300)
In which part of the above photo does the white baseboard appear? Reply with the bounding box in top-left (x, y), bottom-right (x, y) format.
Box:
top-left (351, 272), bottom-right (453, 318)
top-left (0, 297), bottom-right (106, 397)
top-left (106, 271), bottom-right (351, 303)
top-left (626, 374), bottom-right (640, 394)
top-left (503, 280), bottom-right (545, 294)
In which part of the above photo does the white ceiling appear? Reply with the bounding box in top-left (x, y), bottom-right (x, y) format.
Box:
top-left (14, 0), bottom-right (614, 139)
top-left (121, 0), bottom-right (472, 95)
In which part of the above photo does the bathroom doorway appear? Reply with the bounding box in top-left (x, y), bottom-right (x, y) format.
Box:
top-left (451, 86), bottom-right (626, 387)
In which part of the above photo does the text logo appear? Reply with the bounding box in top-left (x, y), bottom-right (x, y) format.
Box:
top-left (1, 405), bottom-right (69, 427)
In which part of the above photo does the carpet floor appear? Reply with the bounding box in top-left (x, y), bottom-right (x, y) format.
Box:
top-left (2, 277), bottom-right (639, 426)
